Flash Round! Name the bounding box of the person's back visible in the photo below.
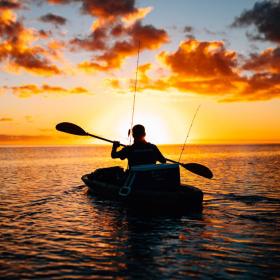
[111,124,166,168]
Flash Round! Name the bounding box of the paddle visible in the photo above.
[56,122,126,147]
[56,122,213,179]
[166,158,213,179]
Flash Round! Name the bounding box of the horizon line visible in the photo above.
[1,142,280,148]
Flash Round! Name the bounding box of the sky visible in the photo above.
[0,0,280,145]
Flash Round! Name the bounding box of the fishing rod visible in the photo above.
[129,41,141,145]
[178,105,201,163]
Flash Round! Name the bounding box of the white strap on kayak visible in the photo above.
[119,173,136,197]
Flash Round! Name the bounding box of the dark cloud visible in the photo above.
[47,0,75,4]
[184,26,193,33]
[38,29,52,38]
[183,26,196,39]
[80,0,136,18]
[45,0,137,18]
[232,0,280,43]
[0,0,21,9]
[39,13,67,26]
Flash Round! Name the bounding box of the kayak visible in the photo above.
[82,163,203,212]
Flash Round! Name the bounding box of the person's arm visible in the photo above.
[111,141,128,160]
[111,141,120,158]
[154,145,166,163]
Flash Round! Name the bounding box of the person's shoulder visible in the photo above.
[146,142,158,149]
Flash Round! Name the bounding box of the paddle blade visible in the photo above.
[182,163,213,179]
[56,122,87,136]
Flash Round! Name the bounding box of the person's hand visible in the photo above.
[113,141,120,149]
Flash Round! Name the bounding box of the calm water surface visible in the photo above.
[0,145,279,279]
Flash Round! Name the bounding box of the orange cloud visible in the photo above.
[224,73,280,102]
[159,39,238,78]
[0,6,62,76]
[8,50,62,76]
[77,22,168,72]
[133,39,239,95]
[226,46,280,101]
[122,6,152,25]
[2,84,91,97]
[243,47,280,74]
[123,39,280,102]
[46,39,66,60]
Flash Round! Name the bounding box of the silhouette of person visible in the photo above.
[111,124,166,168]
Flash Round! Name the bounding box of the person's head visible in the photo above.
[132,124,146,140]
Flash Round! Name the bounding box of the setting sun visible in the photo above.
[117,113,169,144]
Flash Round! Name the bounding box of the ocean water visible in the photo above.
[0,144,279,279]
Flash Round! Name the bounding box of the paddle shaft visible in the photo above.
[86,132,126,147]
